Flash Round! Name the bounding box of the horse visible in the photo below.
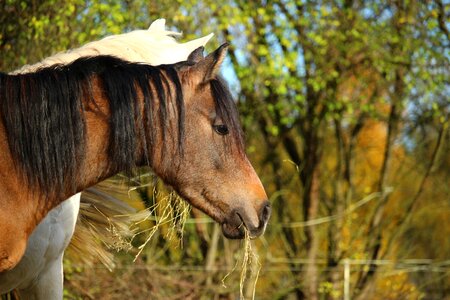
[0,41,271,277]
[0,19,214,298]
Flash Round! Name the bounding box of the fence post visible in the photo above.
[344,259,350,300]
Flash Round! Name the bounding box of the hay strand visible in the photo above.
[222,229,261,300]
[131,184,191,260]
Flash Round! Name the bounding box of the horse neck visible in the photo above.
[0,66,177,248]
[71,74,179,198]
[74,77,146,195]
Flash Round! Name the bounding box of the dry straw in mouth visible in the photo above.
[222,228,261,300]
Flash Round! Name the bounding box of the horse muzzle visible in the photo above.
[221,201,271,239]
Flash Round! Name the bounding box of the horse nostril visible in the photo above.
[260,202,271,224]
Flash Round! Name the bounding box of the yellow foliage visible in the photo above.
[372,271,422,300]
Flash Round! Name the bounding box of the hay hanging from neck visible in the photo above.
[130,184,191,260]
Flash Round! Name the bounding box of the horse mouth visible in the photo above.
[221,217,246,239]
[221,212,266,239]
[183,189,270,239]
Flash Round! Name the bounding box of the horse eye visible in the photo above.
[213,124,229,135]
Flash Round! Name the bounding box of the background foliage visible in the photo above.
[1,0,449,299]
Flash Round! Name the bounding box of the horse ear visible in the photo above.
[187,47,205,63]
[194,43,229,81]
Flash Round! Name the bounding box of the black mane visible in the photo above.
[0,55,243,198]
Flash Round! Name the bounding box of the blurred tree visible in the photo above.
[0,0,149,71]
[1,0,448,299]
[152,1,449,299]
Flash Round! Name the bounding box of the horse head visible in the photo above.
[150,45,271,239]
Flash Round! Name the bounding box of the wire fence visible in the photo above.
[67,258,450,299]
